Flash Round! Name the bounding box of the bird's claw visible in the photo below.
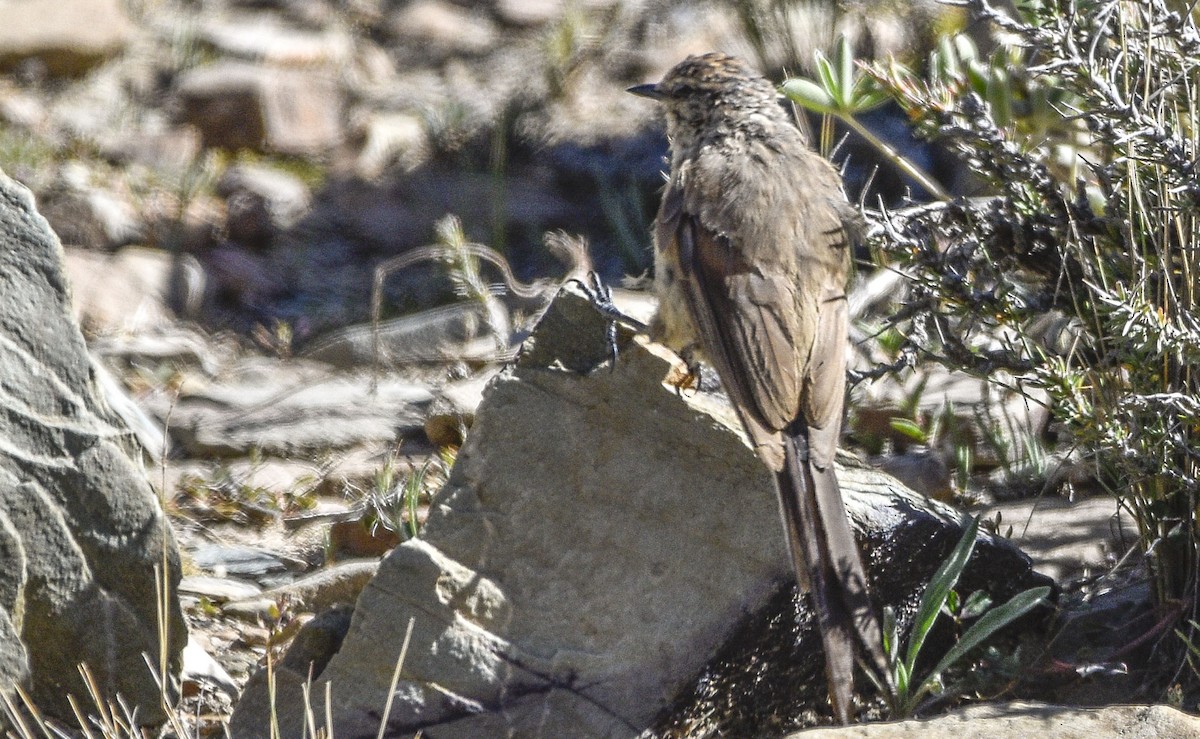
[566,272,647,371]
[664,345,703,395]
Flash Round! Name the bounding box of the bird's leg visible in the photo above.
[663,343,703,395]
[566,272,648,369]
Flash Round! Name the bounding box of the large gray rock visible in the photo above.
[851,364,1051,472]
[0,170,186,724]
[35,169,142,252]
[230,288,1049,738]
[197,14,353,66]
[984,496,1138,582]
[391,1,498,57]
[792,701,1200,738]
[301,300,513,369]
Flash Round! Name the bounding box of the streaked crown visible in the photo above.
[628,53,787,153]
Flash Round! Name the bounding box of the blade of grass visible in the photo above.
[376,617,416,739]
[926,585,1051,685]
[903,517,981,677]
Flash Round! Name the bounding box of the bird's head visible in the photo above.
[627,52,784,151]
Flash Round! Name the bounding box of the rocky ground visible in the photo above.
[0,0,1185,736]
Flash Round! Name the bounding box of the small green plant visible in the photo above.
[872,516,1051,716]
[173,455,317,526]
[782,34,949,199]
[366,450,454,541]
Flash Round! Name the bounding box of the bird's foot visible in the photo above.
[566,272,647,370]
[663,344,703,395]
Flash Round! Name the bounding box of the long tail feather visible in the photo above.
[774,427,889,724]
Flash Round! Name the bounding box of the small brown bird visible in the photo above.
[628,52,888,723]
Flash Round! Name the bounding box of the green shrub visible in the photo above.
[787,0,1200,676]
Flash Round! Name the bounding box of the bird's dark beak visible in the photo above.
[626,83,666,101]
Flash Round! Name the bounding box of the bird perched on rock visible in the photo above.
[628,52,889,724]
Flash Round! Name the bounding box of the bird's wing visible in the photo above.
[800,198,853,470]
[658,182,800,470]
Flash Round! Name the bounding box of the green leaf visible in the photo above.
[945,589,960,614]
[814,50,841,107]
[903,517,981,677]
[889,417,928,443]
[966,62,989,95]
[883,605,899,661]
[933,36,958,81]
[953,34,980,65]
[851,82,889,112]
[960,590,994,619]
[923,586,1050,688]
[835,34,854,107]
[895,660,910,695]
[987,65,1013,127]
[781,78,837,114]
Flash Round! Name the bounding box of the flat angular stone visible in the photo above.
[163,359,433,456]
[792,702,1200,738]
[0,0,132,77]
[175,62,343,155]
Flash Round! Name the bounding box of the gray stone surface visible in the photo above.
[792,701,1200,738]
[161,358,433,456]
[230,288,1048,738]
[352,111,427,178]
[0,170,186,724]
[391,1,497,56]
[179,575,262,603]
[36,177,142,251]
[852,364,1051,471]
[984,496,1138,582]
[62,245,201,335]
[230,604,357,738]
[222,560,379,621]
[197,14,353,65]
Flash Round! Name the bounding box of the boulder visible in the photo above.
[174,62,343,155]
[300,299,513,369]
[351,111,427,179]
[984,496,1138,583]
[229,288,1050,737]
[0,0,133,77]
[851,364,1051,473]
[230,604,357,738]
[97,124,202,174]
[197,14,353,66]
[494,0,620,27]
[0,170,186,724]
[391,1,497,57]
